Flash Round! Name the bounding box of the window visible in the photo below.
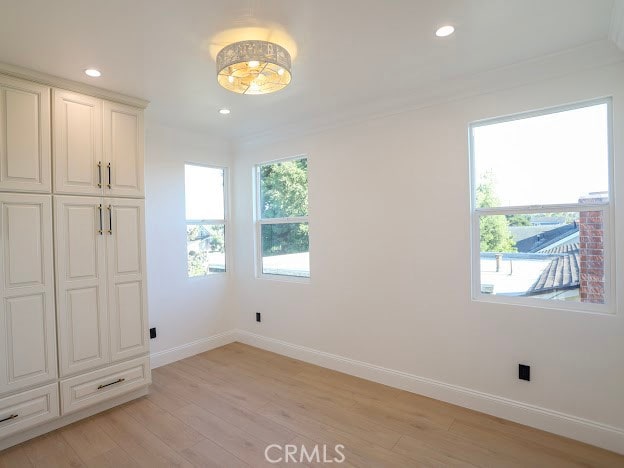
[256,157,309,279]
[470,99,612,311]
[185,164,227,277]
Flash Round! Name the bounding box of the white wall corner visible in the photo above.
[235,329,624,455]
[610,0,624,51]
[149,330,238,368]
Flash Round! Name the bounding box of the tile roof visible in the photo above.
[526,244,580,295]
[515,223,578,253]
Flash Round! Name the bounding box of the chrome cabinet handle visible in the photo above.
[98,204,103,235]
[107,205,113,234]
[107,162,112,189]
[0,414,18,423]
[97,378,125,390]
[97,161,102,188]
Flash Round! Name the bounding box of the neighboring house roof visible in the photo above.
[526,244,580,295]
[484,224,581,297]
[514,223,578,253]
[509,226,555,243]
[539,242,579,255]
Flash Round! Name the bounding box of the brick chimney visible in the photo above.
[578,192,608,304]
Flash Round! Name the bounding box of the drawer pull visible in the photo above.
[97,378,125,390]
[0,414,18,423]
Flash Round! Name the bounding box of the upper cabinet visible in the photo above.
[53,90,103,196]
[103,102,144,198]
[0,75,51,193]
[53,91,144,198]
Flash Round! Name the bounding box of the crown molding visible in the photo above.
[610,0,624,51]
[0,61,149,108]
[236,39,624,149]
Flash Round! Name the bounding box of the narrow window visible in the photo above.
[256,157,309,279]
[185,164,227,277]
[470,99,611,311]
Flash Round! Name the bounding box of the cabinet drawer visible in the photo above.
[60,356,150,414]
[0,383,59,439]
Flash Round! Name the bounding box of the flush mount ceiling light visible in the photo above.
[219,108,231,115]
[216,40,292,95]
[84,68,101,77]
[435,25,455,37]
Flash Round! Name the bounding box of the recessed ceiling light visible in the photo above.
[435,25,455,37]
[84,68,101,77]
[219,108,231,115]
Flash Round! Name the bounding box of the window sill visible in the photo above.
[472,292,614,316]
[256,273,310,284]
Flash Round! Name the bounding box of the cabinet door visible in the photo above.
[0,194,57,395]
[54,196,109,376]
[103,101,144,197]
[53,90,103,196]
[0,75,51,193]
[105,198,148,362]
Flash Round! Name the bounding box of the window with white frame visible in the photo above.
[185,164,227,277]
[256,157,309,279]
[470,99,612,311]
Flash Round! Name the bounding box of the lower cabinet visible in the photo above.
[0,384,59,439]
[54,196,149,378]
[60,356,150,415]
[0,194,57,396]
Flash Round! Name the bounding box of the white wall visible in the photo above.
[232,61,624,451]
[145,123,236,367]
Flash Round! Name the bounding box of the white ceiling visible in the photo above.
[0,0,618,140]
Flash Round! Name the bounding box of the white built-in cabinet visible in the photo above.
[53,90,144,198]
[0,194,57,395]
[103,101,144,197]
[0,75,51,193]
[0,72,149,445]
[55,197,148,376]
[106,199,149,362]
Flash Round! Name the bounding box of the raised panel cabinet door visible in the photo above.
[0,75,51,193]
[54,196,109,376]
[103,101,144,197]
[53,90,103,196]
[105,198,148,362]
[0,194,57,395]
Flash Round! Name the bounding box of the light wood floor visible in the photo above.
[1,343,623,467]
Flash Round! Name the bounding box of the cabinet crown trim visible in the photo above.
[0,62,149,109]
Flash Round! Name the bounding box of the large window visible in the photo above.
[256,157,309,279]
[470,99,612,312]
[185,164,227,277]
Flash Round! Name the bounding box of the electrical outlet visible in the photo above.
[150,327,157,339]
[256,312,261,323]
[519,364,530,381]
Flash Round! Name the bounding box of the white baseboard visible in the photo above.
[150,330,237,369]
[235,329,624,455]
